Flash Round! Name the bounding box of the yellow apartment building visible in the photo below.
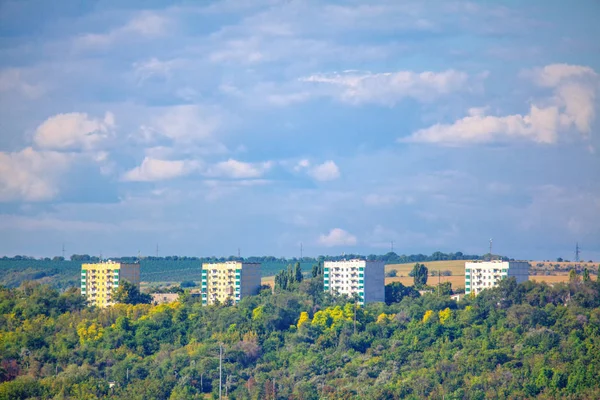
[81,261,140,307]
[201,262,261,305]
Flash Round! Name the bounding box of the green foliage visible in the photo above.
[311,262,324,278]
[274,262,304,291]
[582,268,590,282]
[1,276,600,399]
[385,269,397,277]
[412,263,429,288]
[111,281,152,305]
[384,282,419,305]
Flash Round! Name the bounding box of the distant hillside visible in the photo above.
[0,259,315,289]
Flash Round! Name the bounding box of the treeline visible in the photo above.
[2,274,600,399]
[2,250,501,264]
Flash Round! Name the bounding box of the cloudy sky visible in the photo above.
[1,0,599,260]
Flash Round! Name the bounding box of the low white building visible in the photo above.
[465,260,529,295]
[324,259,385,304]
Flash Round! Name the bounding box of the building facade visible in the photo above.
[323,260,385,304]
[465,260,529,295]
[201,262,261,306]
[81,261,141,307]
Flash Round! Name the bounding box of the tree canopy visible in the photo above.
[111,281,152,305]
[2,275,600,399]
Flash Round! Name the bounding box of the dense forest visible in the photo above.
[1,272,600,399]
[0,251,492,289]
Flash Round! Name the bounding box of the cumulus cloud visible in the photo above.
[301,69,469,105]
[528,64,597,88]
[0,148,72,202]
[406,105,564,145]
[122,157,199,182]
[406,63,598,145]
[318,228,357,247]
[308,161,340,181]
[206,159,272,179]
[33,112,115,151]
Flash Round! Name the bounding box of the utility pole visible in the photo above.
[489,238,493,261]
[391,240,394,253]
[438,270,441,297]
[62,243,65,260]
[237,248,241,259]
[156,243,159,258]
[354,300,357,334]
[300,242,303,260]
[575,242,581,263]
[219,344,223,400]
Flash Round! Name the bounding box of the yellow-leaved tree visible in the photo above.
[297,311,309,328]
[422,310,434,323]
[438,308,452,324]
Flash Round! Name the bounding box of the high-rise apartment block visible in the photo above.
[323,260,385,304]
[201,262,261,306]
[465,260,529,295]
[81,261,141,307]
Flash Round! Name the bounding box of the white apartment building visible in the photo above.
[201,262,261,305]
[465,260,530,295]
[323,260,385,304]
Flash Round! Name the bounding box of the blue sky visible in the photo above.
[0,0,599,260]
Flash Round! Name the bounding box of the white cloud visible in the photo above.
[555,83,596,134]
[76,11,169,49]
[406,105,562,145]
[529,64,597,88]
[308,160,340,181]
[133,58,179,84]
[294,159,310,171]
[139,105,220,144]
[406,64,598,145]
[122,157,199,182]
[206,159,272,179]
[301,69,469,105]
[33,112,115,151]
[0,68,45,99]
[0,148,72,202]
[318,228,357,247]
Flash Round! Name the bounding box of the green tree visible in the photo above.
[384,282,419,305]
[294,262,303,284]
[111,281,151,305]
[412,263,428,288]
[311,262,323,278]
[582,268,590,282]
[568,269,578,282]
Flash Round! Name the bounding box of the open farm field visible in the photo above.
[530,274,596,284]
[386,275,466,289]
[386,260,467,276]
[262,276,275,288]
